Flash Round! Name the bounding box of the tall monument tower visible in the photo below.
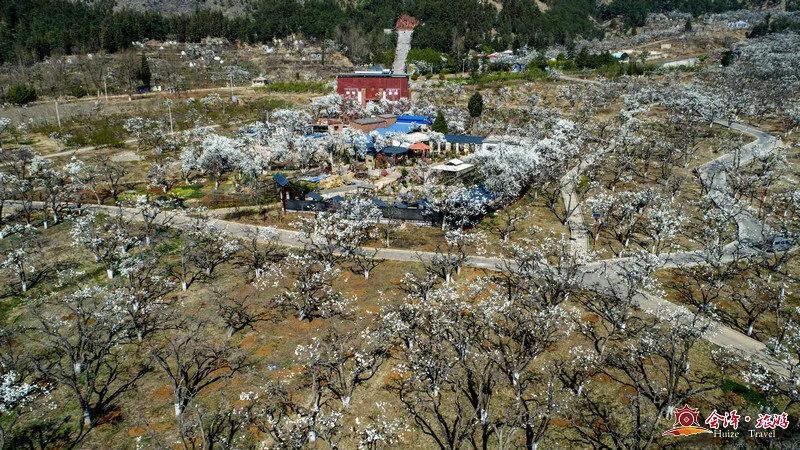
[392,15,418,74]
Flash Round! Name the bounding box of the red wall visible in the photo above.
[336,76,410,105]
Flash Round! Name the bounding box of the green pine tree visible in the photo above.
[468,92,484,119]
[137,53,152,88]
[432,111,448,133]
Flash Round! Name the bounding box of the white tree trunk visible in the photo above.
[107,268,114,279]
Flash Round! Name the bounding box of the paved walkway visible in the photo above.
[700,120,779,243]
[561,149,608,258]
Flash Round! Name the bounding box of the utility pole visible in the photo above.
[55,100,61,129]
[167,100,174,134]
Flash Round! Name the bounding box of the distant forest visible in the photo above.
[0,0,772,65]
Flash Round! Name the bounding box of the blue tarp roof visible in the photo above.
[373,198,389,208]
[329,195,345,204]
[382,146,409,156]
[304,133,327,139]
[306,192,324,201]
[272,173,289,187]
[397,115,432,125]
[372,122,419,137]
[444,134,485,145]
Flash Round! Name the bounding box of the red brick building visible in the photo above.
[336,72,410,105]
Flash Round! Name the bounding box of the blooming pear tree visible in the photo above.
[0,171,18,224]
[70,210,140,279]
[291,135,327,173]
[197,133,243,189]
[150,323,247,423]
[311,93,343,119]
[114,251,176,342]
[431,185,488,231]
[171,215,239,290]
[247,381,345,448]
[0,369,44,449]
[0,117,10,150]
[31,285,149,438]
[132,195,177,247]
[146,158,181,194]
[124,117,169,154]
[260,250,353,322]
[235,226,282,281]
[355,403,408,450]
[422,229,482,283]
[1,225,42,293]
[295,327,389,409]
[271,109,312,135]
[29,156,70,228]
[210,287,271,338]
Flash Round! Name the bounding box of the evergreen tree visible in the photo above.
[6,84,37,105]
[684,18,693,32]
[432,111,448,133]
[137,53,152,88]
[576,47,590,68]
[468,92,484,119]
[721,50,735,67]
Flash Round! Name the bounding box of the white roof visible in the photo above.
[432,161,474,173]
[403,131,430,143]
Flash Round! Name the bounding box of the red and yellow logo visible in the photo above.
[662,404,713,437]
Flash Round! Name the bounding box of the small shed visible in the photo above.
[431,158,475,178]
[273,173,290,211]
[252,76,269,87]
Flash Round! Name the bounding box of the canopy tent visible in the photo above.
[409,142,430,151]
